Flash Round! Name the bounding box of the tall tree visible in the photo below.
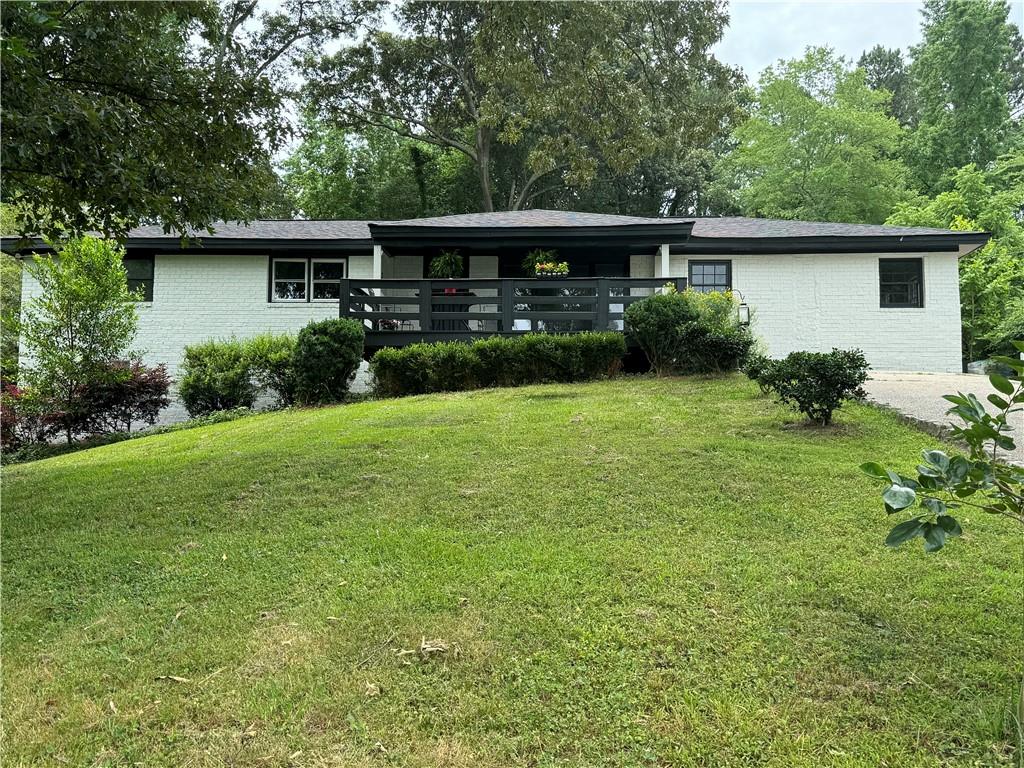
[906,0,1021,192]
[857,45,917,126]
[724,48,910,224]
[887,162,1024,363]
[304,1,741,212]
[281,117,478,219]
[0,0,367,240]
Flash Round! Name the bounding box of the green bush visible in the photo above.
[625,289,755,376]
[758,348,869,425]
[743,353,775,393]
[244,333,297,406]
[675,321,756,375]
[370,332,626,397]
[178,339,256,417]
[293,318,365,405]
[623,292,699,375]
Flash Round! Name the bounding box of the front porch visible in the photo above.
[340,276,686,349]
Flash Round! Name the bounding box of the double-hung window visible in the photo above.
[311,259,346,300]
[879,258,924,308]
[271,257,347,302]
[272,258,308,301]
[124,256,154,301]
[688,260,731,293]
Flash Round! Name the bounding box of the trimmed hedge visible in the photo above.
[371,332,626,397]
[178,321,365,417]
[293,318,365,405]
[178,339,256,417]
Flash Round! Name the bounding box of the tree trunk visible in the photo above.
[475,127,494,212]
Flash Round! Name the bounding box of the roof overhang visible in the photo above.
[682,232,991,255]
[2,237,375,256]
[367,221,694,251]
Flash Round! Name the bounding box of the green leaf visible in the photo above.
[922,523,946,553]
[921,497,947,516]
[936,515,962,537]
[859,462,889,481]
[921,450,949,470]
[882,484,916,510]
[947,456,971,483]
[885,519,925,547]
[989,374,1014,396]
[1012,340,1024,353]
[987,393,1009,410]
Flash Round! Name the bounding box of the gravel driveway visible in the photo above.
[865,371,1024,464]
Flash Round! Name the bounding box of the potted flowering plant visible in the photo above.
[533,261,570,277]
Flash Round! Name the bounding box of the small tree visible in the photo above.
[861,341,1024,552]
[19,237,139,442]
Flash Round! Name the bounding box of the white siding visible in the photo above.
[633,250,963,373]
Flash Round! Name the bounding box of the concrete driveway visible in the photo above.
[865,371,1024,464]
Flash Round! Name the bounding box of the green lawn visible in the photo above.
[2,376,1020,766]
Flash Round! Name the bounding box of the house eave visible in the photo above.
[681,232,990,255]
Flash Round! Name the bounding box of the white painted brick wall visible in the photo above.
[20,252,377,416]
[643,251,963,373]
[20,247,964,419]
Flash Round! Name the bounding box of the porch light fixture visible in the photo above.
[733,288,751,326]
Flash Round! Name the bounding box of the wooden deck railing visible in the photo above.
[339,277,685,345]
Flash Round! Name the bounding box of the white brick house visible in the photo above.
[10,211,987,389]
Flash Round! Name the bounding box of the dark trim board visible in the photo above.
[682,233,987,255]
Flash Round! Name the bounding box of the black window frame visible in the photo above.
[124,255,154,302]
[268,255,348,303]
[688,259,732,293]
[879,257,924,309]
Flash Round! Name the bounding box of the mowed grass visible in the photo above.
[2,376,1021,767]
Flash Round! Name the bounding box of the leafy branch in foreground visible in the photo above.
[861,340,1024,552]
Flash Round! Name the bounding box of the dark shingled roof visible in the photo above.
[379,210,680,228]
[125,219,373,240]
[688,216,969,239]
[3,211,984,253]
[123,210,975,240]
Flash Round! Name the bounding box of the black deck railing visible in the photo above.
[339,277,685,346]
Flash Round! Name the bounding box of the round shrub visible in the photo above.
[293,318,365,405]
[623,292,700,375]
[760,348,869,425]
[178,339,256,417]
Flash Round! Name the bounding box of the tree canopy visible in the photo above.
[303,1,742,213]
[0,0,368,241]
[887,160,1024,361]
[281,117,479,220]
[857,45,917,127]
[723,48,909,223]
[905,0,1023,191]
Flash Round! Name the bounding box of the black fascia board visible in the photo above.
[368,222,694,250]
[682,232,990,255]
[2,237,374,256]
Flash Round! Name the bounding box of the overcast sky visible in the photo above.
[715,0,1024,80]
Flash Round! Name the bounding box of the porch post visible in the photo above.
[655,243,670,280]
[372,244,383,279]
